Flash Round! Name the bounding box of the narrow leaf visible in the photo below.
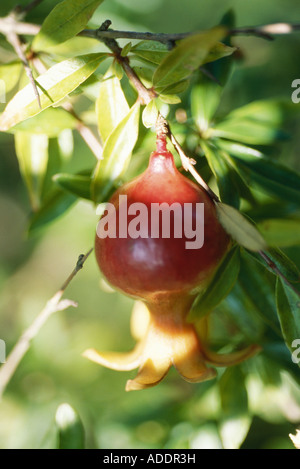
[217,140,300,204]
[91,103,140,202]
[189,246,240,320]
[153,27,226,89]
[219,367,251,450]
[28,189,76,234]
[247,247,300,284]
[215,202,267,252]
[191,79,222,133]
[211,119,285,145]
[10,107,77,137]
[276,278,300,364]
[201,141,240,208]
[0,53,108,131]
[257,218,300,247]
[0,61,22,94]
[33,0,104,50]
[53,173,92,200]
[96,72,129,143]
[15,132,49,211]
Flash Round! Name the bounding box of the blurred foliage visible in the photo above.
[0,0,299,450]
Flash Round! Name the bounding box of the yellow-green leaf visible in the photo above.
[96,71,129,143]
[33,0,104,50]
[215,202,267,252]
[91,103,140,202]
[0,53,107,131]
[15,132,49,210]
[153,27,226,89]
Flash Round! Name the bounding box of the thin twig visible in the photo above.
[32,57,103,160]
[13,0,45,19]
[0,248,93,399]
[5,30,41,109]
[259,250,300,298]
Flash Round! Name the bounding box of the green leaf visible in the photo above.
[0,53,108,131]
[15,132,49,211]
[218,367,251,449]
[9,107,77,137]
[33,0,104,50]
[91,103,140,202]
[276,278,300,364]
[53,173,92,200]
[203,42,236,65]
[201,141,240,208]
[0,61,22,94]
[217,140,300,204]
[142,99,159,128]
[96,71,129,143]
[28,188,76,234]
[211,119,285,145]
[239,250,281,332]
[215,202,267,252]
[191,79,222,133]
[131,41,168,65]
[153,27,226,89]
[189,246,240,320]
[256,219,300,247]
[55,403,85,449]
[211,99,294,144]
[156,79,189,96]
[221,99,295,127]
[247,247,300,284]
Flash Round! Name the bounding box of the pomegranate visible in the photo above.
[83,134,259,391]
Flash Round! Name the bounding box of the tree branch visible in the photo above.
[0,248,93,399]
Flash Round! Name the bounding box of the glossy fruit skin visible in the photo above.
[95,144,230,303]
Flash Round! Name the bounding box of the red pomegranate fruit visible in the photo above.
[83,134,259,391]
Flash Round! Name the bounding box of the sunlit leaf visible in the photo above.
[215,202,267,252]
[0,61,22,94]
[9,107,77,137]
[153,27,226,89]
[0,53,108,131]
[189,246,240,320]
[276,278,300,365]
[33,0,104,50]
[15,132,49,211]
[55,403,85,449]
[96,71,129,143]
[91,103,140,202]
[142,99,159,128]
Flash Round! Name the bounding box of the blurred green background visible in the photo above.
[0,0,300,449]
